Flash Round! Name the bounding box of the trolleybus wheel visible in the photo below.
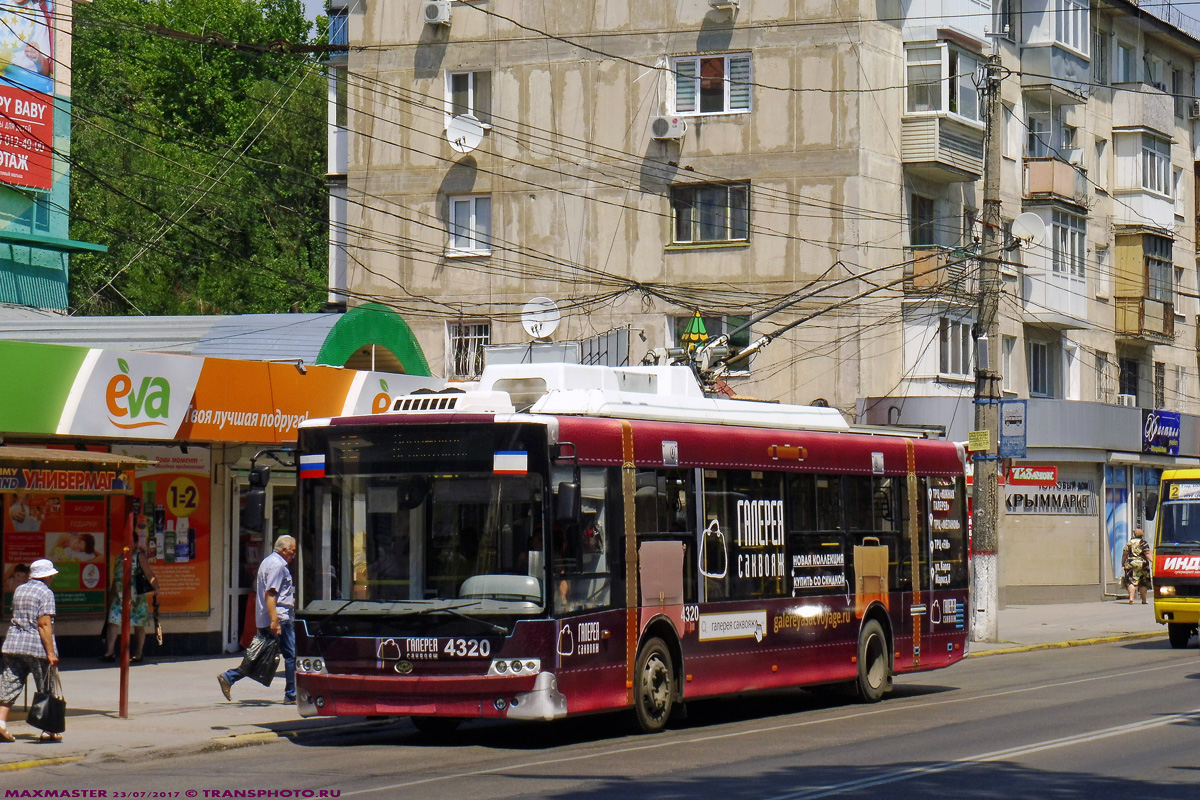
[411,716,462,736]
[634,637,674,733]
[855,620,890,702]
[1167,622,1194,649]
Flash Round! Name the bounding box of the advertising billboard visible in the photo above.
[0,0,54,191]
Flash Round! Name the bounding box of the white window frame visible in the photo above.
[671,53,751,116]
[1054,0,1090,55]
[1002,335,1017,392]
[444,69,492,127]
[1028,340,1052,397]
[1115,42,1136,83]
[1091,29,1108,85]
[1141,134,1171,197]
[938,317,973,379]
[1095,351,1113,401]
[670,183,750,244]
[1026,112,1051,158]
[446,320,490,379]
[1145,234,1173,304]
[904,43,982,123]
[447,194,492,254]
[1051,209,1085,278]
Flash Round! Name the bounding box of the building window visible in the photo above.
[1095,351,1113,401]
[1119,357,1140,398]
[1093,137,1109,187]
[1173,69,1187,118]
[1092,30,1108,85]
[1054,0,1089,53]
[1028,341,1051,396]
[1002,335,1017,392]
[1051,210,1085,277]
[447,321,490,379]
[446,70,492,126]
[16,197,50,233]
[672,54,751,115]
[1145,234,1173,303]
[329,7,348,52]
[904,45,981,122]
[910,194,936,247]
[1175,366,1188,411]
[1115,42,1136,83]
[1141,134,1171,196]
[1154,361,1166,408]
[939,317,973,378]
[991,0,1013,37]
[1144,54,1165,91]
[448,194,492,254]
[1027,113,1051,158]
[671,183,749,244]
[671,314,752,374]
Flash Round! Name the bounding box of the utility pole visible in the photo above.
[971,53,1004,643]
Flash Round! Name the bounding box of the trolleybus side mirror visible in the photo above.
[555,482,581,523]
[243,465,271,533]
[1146,493,1158,521]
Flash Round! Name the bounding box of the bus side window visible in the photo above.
[553,466,619,614]
[816,476,844,531]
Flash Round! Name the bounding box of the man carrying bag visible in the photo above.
[217,536,296,703]
[1,559,62,742]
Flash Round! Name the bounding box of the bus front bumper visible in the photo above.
[296,670,567,722]
[1154,598,1200,625]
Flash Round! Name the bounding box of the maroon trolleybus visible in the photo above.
[291,363,969,733]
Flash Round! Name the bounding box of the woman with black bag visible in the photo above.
[0,559,61,742]
[99,545,157,663]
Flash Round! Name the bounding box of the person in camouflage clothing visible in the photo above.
[1122,529,1152,604]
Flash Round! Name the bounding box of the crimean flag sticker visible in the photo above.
[493,451,528,475]
[299,454,326,479]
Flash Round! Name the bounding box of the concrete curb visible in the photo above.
[0,718,398,772]
[966,630,1166,657]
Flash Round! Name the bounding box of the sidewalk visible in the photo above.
[0,599,1170,770]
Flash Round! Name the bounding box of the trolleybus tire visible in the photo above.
[1167,622,1194,649]
[633,636,675,733]
[855,620,890,703]
[411,716,463,736]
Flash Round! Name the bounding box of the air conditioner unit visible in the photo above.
[1189,99,1200,120]
[1066,148,1084,166]
[708,0,740,8]
[1117,393,1138,407]
[651,115,687,140]
[422,0,451,26]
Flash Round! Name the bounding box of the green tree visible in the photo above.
[69,0,329,315]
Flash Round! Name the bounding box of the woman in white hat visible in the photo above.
[0,558,59,742]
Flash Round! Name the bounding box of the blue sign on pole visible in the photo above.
[999,400,1027,459]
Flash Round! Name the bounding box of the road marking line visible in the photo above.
[340,656,1195,796]
[0,756,85,772]
[767,707,1200,799]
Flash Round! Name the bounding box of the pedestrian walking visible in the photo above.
[218,535,296,703]
[99,544,157,663]
[1122,528,1152,605]
[0,559,60,742]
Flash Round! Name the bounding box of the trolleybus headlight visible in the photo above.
[1159,585,1176,596]
[488,658,541,676]
[299,658,311,672]
[313,658,325,673]
[511,660,524,673]
[494,660,508,674]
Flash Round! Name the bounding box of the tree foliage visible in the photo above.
[70,0,328,315]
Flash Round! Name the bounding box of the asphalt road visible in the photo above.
[11,639,1200,798]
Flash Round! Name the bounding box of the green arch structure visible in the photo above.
[315,303,432,376]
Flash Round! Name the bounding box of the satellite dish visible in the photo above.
[1011,212,1046,247]
[446,114,484,154]
[521,297,561,339]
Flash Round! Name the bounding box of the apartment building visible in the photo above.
[331,0,1200,603]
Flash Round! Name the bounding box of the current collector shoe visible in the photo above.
[217,673,232,701]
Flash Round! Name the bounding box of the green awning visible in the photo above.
[0,230,109,254]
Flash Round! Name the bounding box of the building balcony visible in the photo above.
[1111,190,1174,232]
[1115,296,1175,342]
[904,246,978,297]
[1023,158,1087,205]
[1112,83,1175,136]
[1020,43,1090,105]
[901,114,984,182]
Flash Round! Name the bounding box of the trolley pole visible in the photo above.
[971,53,1004,643]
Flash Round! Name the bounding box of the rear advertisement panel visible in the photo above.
[0,0,54,191]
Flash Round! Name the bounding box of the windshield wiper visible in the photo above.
[419,602,510,635]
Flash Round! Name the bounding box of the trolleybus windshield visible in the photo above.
[297,423,551,617]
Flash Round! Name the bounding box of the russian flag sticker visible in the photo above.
[299,454,326,479]
[493,451,528,475]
